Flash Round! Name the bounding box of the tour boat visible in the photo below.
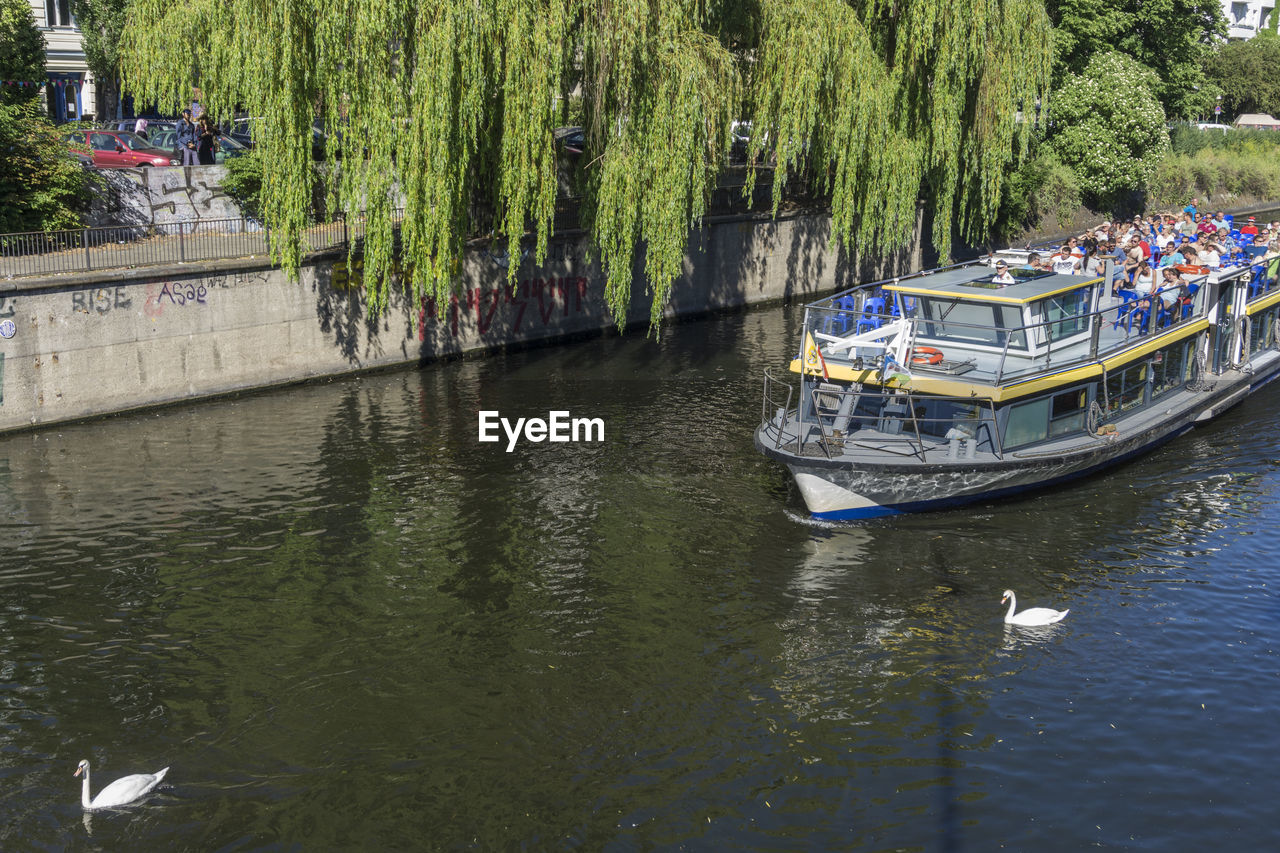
[755,250,1280,519]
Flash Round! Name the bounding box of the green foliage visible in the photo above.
[1203,33,1280,119]
[748,0,1054,264]
[0,102,91,232]
[991,151,1081,241]
[221,147,265,220]
[1147,148,1280,208]
[1045,0,1225,120]
[0,0,45,106]
[1171,123,1280,157]
[1045,53,1169,203]
[70,0,131,114]
[118,0,1053,330]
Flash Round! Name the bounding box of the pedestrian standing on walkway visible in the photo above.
[134,116,149,140]
[196,115,218,165]
[177,109,199,166]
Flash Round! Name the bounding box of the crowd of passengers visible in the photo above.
[1007,201,1280,316]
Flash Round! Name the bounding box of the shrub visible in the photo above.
[990,151,1082,241]
[1045,53,1169,206]
[221,148,264,220]
[0,101,91,231]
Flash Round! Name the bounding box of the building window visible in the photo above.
[46,0,73,27]
[1231,2,1248,25]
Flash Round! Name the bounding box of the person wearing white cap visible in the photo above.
[992,260,1015,284]
[1241,217,1259,237]
[1094,221,1111,241]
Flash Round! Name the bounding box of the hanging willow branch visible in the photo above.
[119,0,1051,330]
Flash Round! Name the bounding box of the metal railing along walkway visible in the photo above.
[0,213,385,280]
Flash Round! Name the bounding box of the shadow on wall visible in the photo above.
[307,208,908,374]
[312,257,401,367]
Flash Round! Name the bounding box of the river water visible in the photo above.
[2,300,1279,850]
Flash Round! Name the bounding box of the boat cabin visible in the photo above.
[885,267,1099,370]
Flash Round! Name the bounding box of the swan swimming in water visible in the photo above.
[75,759,168,810]
[1001,589,1069,626]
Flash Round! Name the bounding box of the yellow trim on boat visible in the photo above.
[1247,288,1280,315]
[885,275,1103,305]
[789,319,1210,402]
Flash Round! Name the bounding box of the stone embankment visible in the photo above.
[3,163,911,434]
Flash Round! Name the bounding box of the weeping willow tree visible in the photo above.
[119,0,1051,329]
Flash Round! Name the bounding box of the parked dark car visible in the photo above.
[554,126,585,156]
[226,117,332,159]
[63,129,178,168]
[148,128,251,164]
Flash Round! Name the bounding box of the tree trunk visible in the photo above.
[95,73,121,122]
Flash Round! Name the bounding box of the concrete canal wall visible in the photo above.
[0,210,884,434]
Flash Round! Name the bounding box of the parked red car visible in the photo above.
[64,129,179,168]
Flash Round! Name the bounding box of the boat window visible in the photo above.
[917,298,1027,349]
[1250,308,1276,355]
[921,400,984,439]
[1049,388,1087,437]
[1152,340,1193,398]
[1004,398,1049,448]
[1036,288,1090,341]
[1106,362,1148,414]
[1004,386,1090,449]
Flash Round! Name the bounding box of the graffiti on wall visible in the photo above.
[88,166,242,228]
[72,287,132,315]
[67,271,271,320]
[329,249,600,339]
[419,276,593,338]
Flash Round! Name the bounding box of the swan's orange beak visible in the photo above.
[74,766,82,777]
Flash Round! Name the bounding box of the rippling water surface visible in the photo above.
[2,303,1279,850]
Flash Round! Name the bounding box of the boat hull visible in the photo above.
[757,359,1280,519]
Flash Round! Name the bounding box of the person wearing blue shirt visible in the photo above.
[176,109,199,166]
[1183,197,1199,218]
[1159,245,1185,268]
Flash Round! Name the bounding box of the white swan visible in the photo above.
[75,759,168,810]
[1001,589,1069,626]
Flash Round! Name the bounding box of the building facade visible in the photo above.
[1224,0,1276,38]
[27,0,96,122]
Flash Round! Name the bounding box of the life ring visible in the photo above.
[910,346,944,365]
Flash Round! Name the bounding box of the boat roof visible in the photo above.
[885,265,1102,305]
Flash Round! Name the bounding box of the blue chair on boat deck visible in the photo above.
[1124,302,1152,334]
[1249,265,1268,300]
[1181,283,1200,320]
[822,295,859,334]
[1112,289,1140,332]
[856,297,887,334]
